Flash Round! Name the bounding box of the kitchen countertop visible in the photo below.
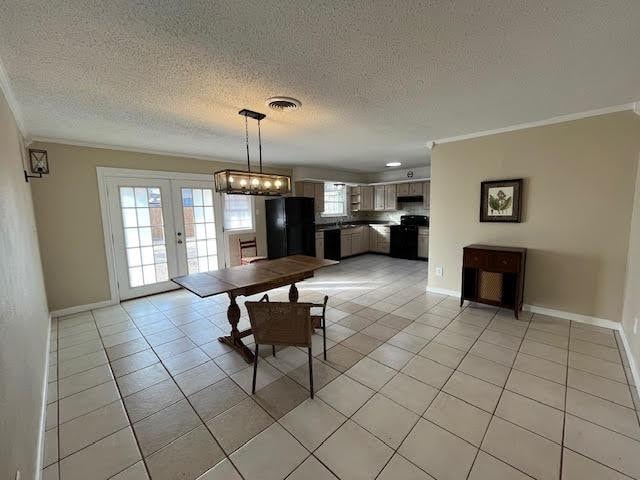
[315,220,396,232]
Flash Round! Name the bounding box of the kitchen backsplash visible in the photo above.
[316,201,429,224]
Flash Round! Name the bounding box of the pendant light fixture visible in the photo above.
[214,109,291,196]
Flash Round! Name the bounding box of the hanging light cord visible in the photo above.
[245,115,251,173]
[257,119,263,174]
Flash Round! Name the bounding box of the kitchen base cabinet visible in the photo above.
[418,232,429,259]
[315,232,325,259]
[340,227,367,258]
[352,232,363,255]
[320,224,410,259]
[370,225,391,254]
[340,231,352,258]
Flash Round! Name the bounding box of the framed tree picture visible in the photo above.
[480,178,523,222]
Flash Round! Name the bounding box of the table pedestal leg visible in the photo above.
[218,292,254,363]
[289,283,299,302]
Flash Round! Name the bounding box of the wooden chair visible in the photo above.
[245,294,326,397]
[239,237,267,265]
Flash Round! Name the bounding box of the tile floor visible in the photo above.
[42,254,640,480]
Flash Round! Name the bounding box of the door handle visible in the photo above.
[177,239,183,244]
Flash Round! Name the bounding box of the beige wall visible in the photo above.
[428,111,640,322]
[29,141,291,311]
[622,154,640,377]
[0,91,50,479]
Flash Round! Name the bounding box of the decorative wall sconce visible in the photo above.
[24,149,49,182]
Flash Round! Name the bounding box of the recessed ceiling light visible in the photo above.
[386,162,402,167]
[266,97,302,111]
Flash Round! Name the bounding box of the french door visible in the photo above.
[171,180,225,278]
[105,175,225,300]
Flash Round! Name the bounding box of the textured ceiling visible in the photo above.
[0,1,639,171]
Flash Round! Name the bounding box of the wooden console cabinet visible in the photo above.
[461,245,526,318]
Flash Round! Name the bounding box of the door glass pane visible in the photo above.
[123,208,137,227]
[182,187,218,273]
[120,186,169,287]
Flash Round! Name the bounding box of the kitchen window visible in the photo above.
[322,183,347,217]
[223,194,254,231]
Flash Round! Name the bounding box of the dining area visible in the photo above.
[171,254,337,397]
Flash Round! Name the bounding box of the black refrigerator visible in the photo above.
[265,197,316,259]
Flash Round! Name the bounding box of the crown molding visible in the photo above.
[433,103,638,145]
[30,136,252,166]
[0,54,28,137]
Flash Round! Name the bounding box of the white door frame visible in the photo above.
[97,167,221,303]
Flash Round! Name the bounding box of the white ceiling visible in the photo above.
[0,1,639,172]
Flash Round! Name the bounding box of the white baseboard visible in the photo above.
[426,286,621,330]
[35,315,52,480]
[426,286,461,297]
[618,327,640,403]
[522,304,621,331]
[50,299,117,318]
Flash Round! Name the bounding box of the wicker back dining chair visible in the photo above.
[246,295,323,397]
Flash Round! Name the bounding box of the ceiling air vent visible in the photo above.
[266,97,302,111]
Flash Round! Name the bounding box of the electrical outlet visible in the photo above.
[634,317,638,335]
[436,267,443,277]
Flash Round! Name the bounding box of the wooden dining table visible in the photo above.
[172,255,338,363]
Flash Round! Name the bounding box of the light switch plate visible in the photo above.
[436,267,443,276]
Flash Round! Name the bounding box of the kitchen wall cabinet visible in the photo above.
[395,182,423,197]
[374,186,385,211]
[384,184,397,210]
[423,181,430,209]
[410,182,423,196]
[396,183,410,196]
[295,181,325,213]
[348,186,360,213]
[361,186,374,211]
[314,183,324,213]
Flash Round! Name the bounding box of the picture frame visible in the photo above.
[480,178,523,222]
